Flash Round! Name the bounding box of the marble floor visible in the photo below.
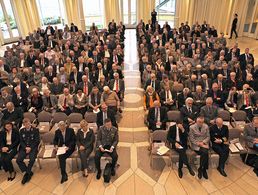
[0,30,258,195]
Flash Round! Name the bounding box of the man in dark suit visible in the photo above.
[210,118,229,177]
[45,65,56,83]
[1,102,23,128]
[159,85,177,110]
[144,73,161,92]
[53,121,76,184]
[109,72,125,101]
[167,120,195,178]
[78,75,93,96]
[239,48,255,70]
[180,97,199,131]
[243,117,258,150]
[207,83,224,108]
[147,100,168,131]
[184,74,198,92]
[95,118,118,179]
[42,89,58,113]
[26,50,37,68]
[12,77,29,99]
[229,13,238,39]
[97,103,117,128]
[200,97,218,126]
[192,85,206,110]
[50,77,64,96]
[177,88,193,109]
[70,23,78,32]
[16,118,40,184]
[109,63,123,80]
[69,66,83,85]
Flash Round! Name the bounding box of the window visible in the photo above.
[155,0,176,27]
[83,0,104,30]
[120,0,137,27]
[0,0,20,42]
[36,0,66,28]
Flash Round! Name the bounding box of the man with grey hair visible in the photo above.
[180,97,199,131]
[109,72,125,101]
[53,121,76,184]
[200,97,218,126]
[102,86,120,113]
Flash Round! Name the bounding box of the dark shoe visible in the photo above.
[61,174,68,184]
[26,172,33,183]
[111,168,116,176]
[10,172,16,181]
[198,168,202,179]
[96,170,101,180]
[178,168,183,178]
[21,173,28,185]
[203,169,208,179]
[217,167,227,177]
[188,167,195,176]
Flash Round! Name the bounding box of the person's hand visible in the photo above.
[253,138,258,144]
[217,98,221,100]
[175,143,182,149]
[177,124,185,132]
[144,107,147,111]
[214,138,222,144]
[156,122,162,126]
[61,107,65,111]
[109,147,114,153]
[2,147,8,153]
[25,147,31,154]
[79,146,85,151]
[188,118,193,123]
[197,141,203,147]
[210,120,215,125]
[100,147,105,152]
[65,147,69,151]
[202,143,209,149]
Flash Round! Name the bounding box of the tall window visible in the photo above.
[155,0,176,27]
[83,0,104,30]
[0,0,20,42]
[120,0,137,27]
[36,0,66,28]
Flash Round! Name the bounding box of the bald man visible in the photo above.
[210,118,229,177]
[147,100,168,131]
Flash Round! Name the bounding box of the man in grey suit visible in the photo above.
[200,97,218,126]
[95,118,119,180]
[192,85,206,110]
[243,117,258,149]
[42,89,58,113]
[189,116,210,179]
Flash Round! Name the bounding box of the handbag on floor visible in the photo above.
[103,163,112,183]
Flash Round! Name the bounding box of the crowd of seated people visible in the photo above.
[137,19,258,178]
[0,21,125,184]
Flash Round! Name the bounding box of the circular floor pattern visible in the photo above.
[124,93,142,103]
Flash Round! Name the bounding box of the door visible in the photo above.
[0,0,20,43]
[120,0,136,28]
[243,0,258,39]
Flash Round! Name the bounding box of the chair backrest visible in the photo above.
[218,110,231,121]
[228,128,241,140]
[84,112,97,123]
[23,112,36,123]
[232,110,247,121]
[40,132,55,144]
[152,130,168,142]
[68,113,83,124]
[52,112,68,123]
[167,111,181,122]
[38,111,52,122]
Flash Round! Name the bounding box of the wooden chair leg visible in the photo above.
[37,157,42,169]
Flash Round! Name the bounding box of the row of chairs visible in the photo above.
[166,110,249,130]
[150,127,246,169]
[24,111,97,134]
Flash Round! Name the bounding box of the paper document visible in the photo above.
[229,143,239,153]
[235,143,244,151]
[56,147,67,155]
[157,145,170,155]
[43,145,54,158]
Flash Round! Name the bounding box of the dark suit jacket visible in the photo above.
[97,109,117,128]
[180,105,199,127]
[207,89,224,107]
[45,72,56,83]
[69,72,83,84]
[159,89,177,107]
[0,129,20,151]
[53,128,76,151]
[167,124,188,149]
[147,106,168,129]
[50,83,64,95]
[200,105,218,124]
[76,128,95,149]
[144,79,161,92]
[19,127,40,150]
[210,124,229,147]
[109,79,125,93]
[1,108,23,127]
[177,92,193,109]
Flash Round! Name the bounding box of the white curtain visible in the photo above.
[104,0,121,27]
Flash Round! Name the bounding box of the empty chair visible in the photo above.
[51,112,68,131]
[37,111,52,133]
[150,130,170,167]
[67,113,83,132]
[84,112,97,123]
[232,110,249,128]
[218,110,232,128]
[166,110,181,130]
[23,112,36,124]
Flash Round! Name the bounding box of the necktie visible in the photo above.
[199,127,202,132]
[214,92,217,98]
[63,97,67,109]
[116,80,119,93]
[155,108,158,121]
[255,128,257,134]
[245,94,249,106]
[188,107,192,113]
[84,82,88,95]
[166,90,169,101]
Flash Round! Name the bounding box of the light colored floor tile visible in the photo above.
[135,174,154,195]
[164,171,187,195]
[116,175,135,195]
